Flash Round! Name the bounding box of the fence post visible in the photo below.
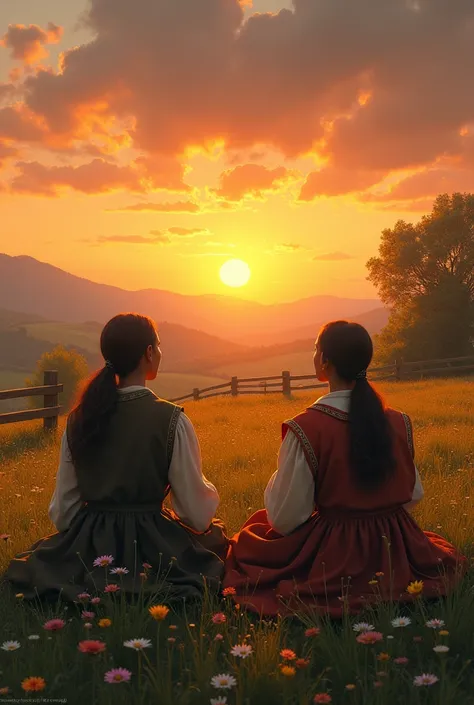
[231,377,239,397]
[193,388,200,401]
[282,370,291,398]
[43,370,59,432]
[395,359,401,381]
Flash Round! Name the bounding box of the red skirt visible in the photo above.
[224,508,466,617]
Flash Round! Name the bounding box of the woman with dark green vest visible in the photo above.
[7,313,228,601]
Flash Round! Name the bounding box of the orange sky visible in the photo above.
[1,0,471,303]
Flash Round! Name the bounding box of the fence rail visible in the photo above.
[0,371,63,430]
[169,355,474,404]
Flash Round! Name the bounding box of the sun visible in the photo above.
[219,259,251,288]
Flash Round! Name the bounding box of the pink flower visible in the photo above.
[78,640,106,655]
[82,611,95,620]
[104,668,132,684]
[143,562,152,570]
[104,584,120,593]
[77,592,90,602]
[84,623,93,630]
[394,657,409,665]
[93,555,114,568]
[413,636,423,643]
[356,631,383,645]
[43,619,66,632]
[168,637,176,644]
[214,634,224,642]
[374,681,383,688]
[305,627,321,638]
[91,597,101,605]
[314,695,332,703]
[212,613,227,625]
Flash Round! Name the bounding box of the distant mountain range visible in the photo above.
[0,254,381,344]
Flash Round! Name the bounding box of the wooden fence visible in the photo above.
[0,371,63,430]
[169,354,474,403]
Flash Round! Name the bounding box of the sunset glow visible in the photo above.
[0,0,472,302]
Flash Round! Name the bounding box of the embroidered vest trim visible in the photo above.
[284,419,319,476]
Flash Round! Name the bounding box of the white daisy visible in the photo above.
[352,622,375,633]
[28,635,40,640]
[1,640,20,651]
[230,643,253,659]
[433,645,449,653]
[211,674,237,690]
[391,617,412,628]
[210,699,228,705]
[110,567,129,575]
[425,619,445,629]
[124,638,152,651]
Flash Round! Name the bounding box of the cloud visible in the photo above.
[2,0,474,203]
[1,23,63,65]
[9,159,144,196]
[213,164,293,201]
[0,106,46,142]
[117,200,201,213]
[274,243,303,252]
[95,233,171,245]
[0,141,19,165]
[313,251,354,261]
[166,227,208,237]
[299,167,386,200]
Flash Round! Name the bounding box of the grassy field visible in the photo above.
[0,379,473,704]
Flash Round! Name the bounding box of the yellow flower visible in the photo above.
[15,593,24,599]
[407,580,424,596]
[149,605,170,621]
[280,665,296,678]
[345,684,356,691]
[377,652,390,662]
[21,677,46,693]
[98,618,112,628]
[368,580,378,586]
[439,630,449,636]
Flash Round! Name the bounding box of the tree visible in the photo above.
[26,346,89,411]
[367,193,474,363]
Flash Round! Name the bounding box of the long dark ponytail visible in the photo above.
[318,321,395,491]
[68,313,159,466]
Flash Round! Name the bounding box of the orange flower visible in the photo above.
[280,648,297,661]
[377,652,390,662]
[305,627,321,638]
[149,605,170,621]
[98,618,112,628]
[78,640,106,655]
[375,572,385,577]
[314,695,332,704]
[280,665,296,677]
[21,677,46,693]
[0,687,10,695]
[407,580,424,596]
[222,587,236,597]
[295,658,310,669]
[345,684,356,691]
[439,630,449,636]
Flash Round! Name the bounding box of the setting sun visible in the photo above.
[219,259,251,288]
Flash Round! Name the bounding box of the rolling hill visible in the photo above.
[0,254,380,344]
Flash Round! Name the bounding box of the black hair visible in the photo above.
[318,320,395,491]
[68,313,158,466]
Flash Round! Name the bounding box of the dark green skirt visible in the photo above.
[5,504,229,602]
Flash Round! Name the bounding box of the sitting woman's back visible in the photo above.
[224,321,465,616]
[7,313,228,602]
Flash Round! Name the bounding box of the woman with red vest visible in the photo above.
[224,321,465,616]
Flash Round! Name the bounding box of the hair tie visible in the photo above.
[355,369,367,380]
[105,360,115,372]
